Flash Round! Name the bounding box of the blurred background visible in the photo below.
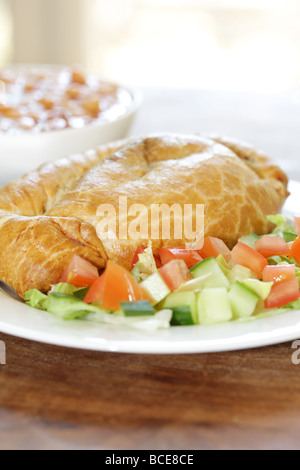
[0,0,300,92]
[0,0,300,183]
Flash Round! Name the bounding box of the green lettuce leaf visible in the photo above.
[24,285,172,330]
[25,289,50,311]
[50,282,82,295]
[285,299,300,310]
[216,254,230,275]
[267,214,297,242]
[50,282,91,301]
[48,293,106,320]
[238,307,292,322]
[25,286,105,320]
[131,241,157,282]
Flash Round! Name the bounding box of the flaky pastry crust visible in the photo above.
[0,134,288,298]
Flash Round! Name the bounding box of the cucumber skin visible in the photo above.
[121,301,155,317]
[163,291,198,324]
[190,257,215,274]
[170,307,194,326]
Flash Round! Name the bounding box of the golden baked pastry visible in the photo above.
[0,134,288,298]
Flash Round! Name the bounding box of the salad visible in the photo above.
[25,214,300,332]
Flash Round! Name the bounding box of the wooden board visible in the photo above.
[0,333,300,450]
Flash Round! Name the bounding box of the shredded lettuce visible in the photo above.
[50,283,91,302]
[131,241,157,282]
[285,299,300,310]
[25,286,107,320]
[24,287,172,330]
[267,214,297,242]
[24,213,300,329]
[254,299,300,320]
[238,233,260,249]
[241,298,300,322]
[25,289,50,311]
[50,282,82,296]
[267,255,295,265]
[86,309,172,331]
[48,293,105,320]
[237,307,291,322]
[216,254,230,275]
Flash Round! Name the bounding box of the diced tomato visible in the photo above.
[153,254,162,269]
[265,278,300,309]
[83,272,106,304]
[263,264,296,285]
[199,237,231,263]
[255,235,290,258]
[231,242,268,279]
[84,261,152,310]
[295,217,300,236]
[158,247,202,268]
[131,246,145,270]
[289,237,300,264]
[60,254,99,288]
[159,259,192,291]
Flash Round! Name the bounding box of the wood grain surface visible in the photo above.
[0,333,300,450]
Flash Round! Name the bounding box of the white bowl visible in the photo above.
[0,66,142,183]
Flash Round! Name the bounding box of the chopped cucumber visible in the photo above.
[163,291,198,324]
[242,279,273,301]
[197,288,233,325]
[140,271,170,305]
[73,287,90,300]
[190,258,230,288]
[239,233,260,249]
[228,281,259,319]
[227,264,257,284]
[175,274,211,293]
[170,307,194,326]
[120,301,155,317]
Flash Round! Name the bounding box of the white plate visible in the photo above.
[0,181,300,354]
